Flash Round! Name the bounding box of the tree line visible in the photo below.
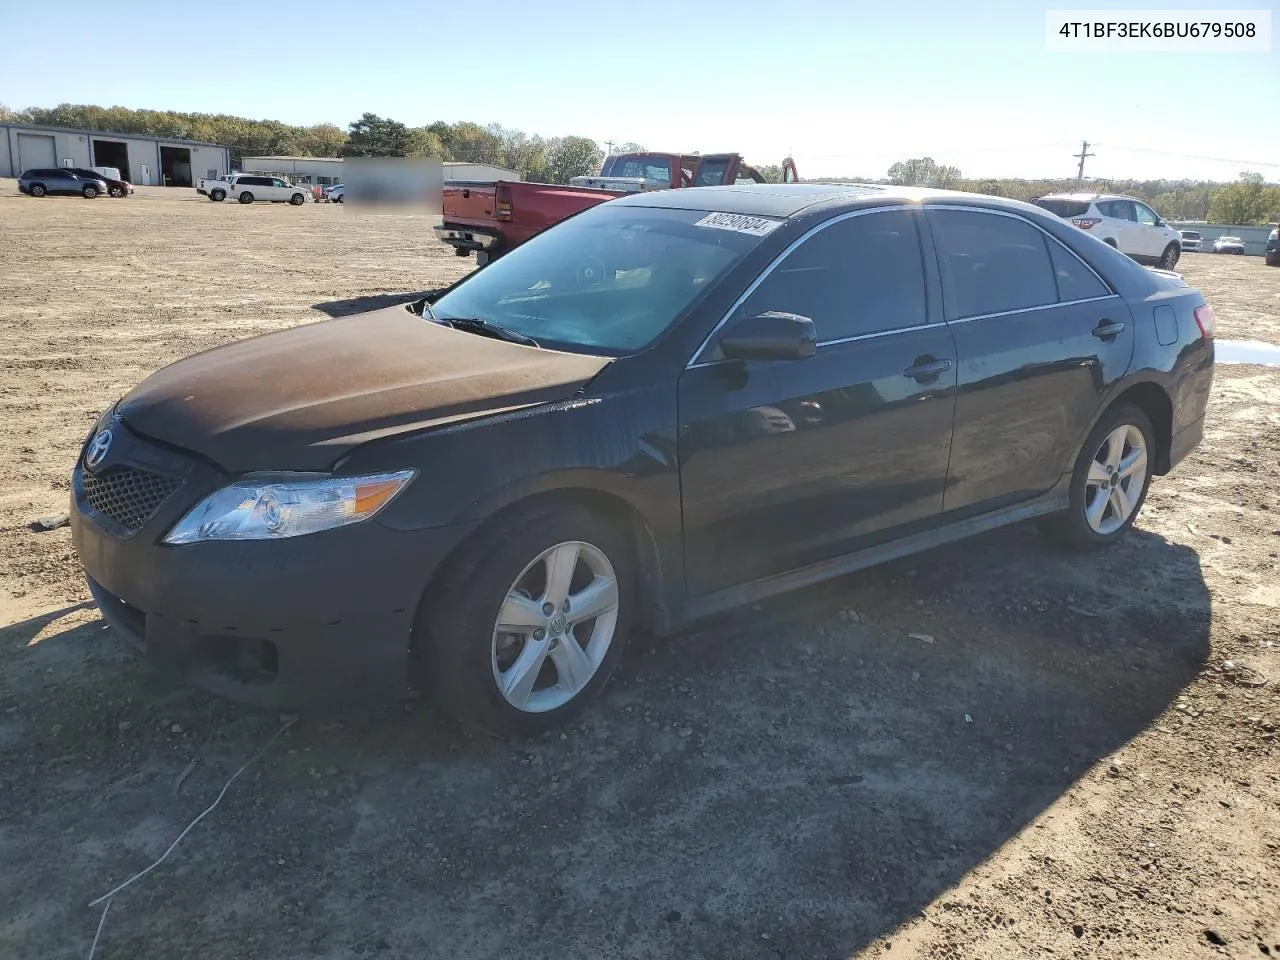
[869,156,1280,225]
[2,104,1275,222]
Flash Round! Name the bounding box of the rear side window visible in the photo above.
[1097,200,1136,221]
[1034,198,1091,218]
[743,209,928,341]
[1047,240,1110,301]
[929,209,1058,320]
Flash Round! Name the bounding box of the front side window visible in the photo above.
[273,178,289,188]
[739,209,927,342]
[430,205,769,355]
[693,157,733,186]
[930,209,1058,320]
[1134,203,1159,226]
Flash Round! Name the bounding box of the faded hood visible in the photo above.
[116,305,611,472]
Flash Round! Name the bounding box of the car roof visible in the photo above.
[608,182,1053,219]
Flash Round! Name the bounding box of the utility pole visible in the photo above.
[604,139,616,156]
[1074,140,1094,189]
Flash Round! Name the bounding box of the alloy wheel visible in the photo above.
[491,540,619,713]
[1084,424,1148,535]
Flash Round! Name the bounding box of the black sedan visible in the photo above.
[72,184,1216,735]
[68,167,133,198]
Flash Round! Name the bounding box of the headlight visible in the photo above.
[163,470,415,544]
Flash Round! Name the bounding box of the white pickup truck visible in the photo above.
[197,174,236,201]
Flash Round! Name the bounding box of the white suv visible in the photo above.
[226,174,310,206]
[1033,193,1183,270]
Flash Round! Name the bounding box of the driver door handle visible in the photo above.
[1092,319,1125,340]
[902,358,953,382]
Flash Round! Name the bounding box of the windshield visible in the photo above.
[429,205,771,355]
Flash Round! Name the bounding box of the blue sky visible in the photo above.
[2,0,1276,181]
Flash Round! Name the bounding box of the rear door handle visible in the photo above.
[902,358,953,382]
[1092,319,1125,340]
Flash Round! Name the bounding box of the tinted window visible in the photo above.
[742,210,927,341]
[694,157,733,186]
[430,204,766,355]
[1047,239,1110,301]
[603,157,672,183]
[1098,200,1136,221]
[930,209,1058,320]
[1034,198,1091,218]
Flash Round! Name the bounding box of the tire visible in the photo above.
[238,192,254,204]
[413,500,636,737]
[335,194,343,203]
[210,189,226,202]
[1158,243,1180,270]
[30,184,46,197]
[1103,238,1118,248]
[290,193,305,205]
[1039,404,1155,551]
[476,250,492,267]
[82,185,99,199]
[109,186,125,198]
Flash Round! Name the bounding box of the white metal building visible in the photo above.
[0,123,231,186]
[241,156,522,186]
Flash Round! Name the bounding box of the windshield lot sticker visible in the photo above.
[694,212,783,236]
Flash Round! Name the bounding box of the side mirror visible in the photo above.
[719,311,816,361]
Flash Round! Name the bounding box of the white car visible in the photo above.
[1033,193,1183,270]
[1178,230,1203,252]
[324,183,345,203]
[1213,236,1246,255]
[225,174,310,205]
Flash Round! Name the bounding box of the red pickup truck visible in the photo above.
[434,151,799,266]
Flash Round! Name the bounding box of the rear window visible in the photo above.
[1033,198,1092,219]
[601,157,671,183]
[1181,231,1201,239]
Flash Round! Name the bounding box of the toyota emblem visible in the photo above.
[85,429,113,470]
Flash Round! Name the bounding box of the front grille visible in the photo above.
[83,466,182,532]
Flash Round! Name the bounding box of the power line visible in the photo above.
[1096,144,1280,170]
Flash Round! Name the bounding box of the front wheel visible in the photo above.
[210,189,226,202]
[414,501,635,737]
[1039,405,1154,551]
[238,192,254,204]
[109,186,125,198]
[1159,243,1180,269]
[290,193,305,205]
[82,185,99,199]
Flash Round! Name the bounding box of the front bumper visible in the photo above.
[71,423,477,710]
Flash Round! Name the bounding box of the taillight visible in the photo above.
[495,184,513,221]
[1072,217,1103,229]
[1194,303,1215,340]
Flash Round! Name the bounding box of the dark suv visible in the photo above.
[72,184,1215,736]
[18,168,109,198]
[1266,226,1279,267]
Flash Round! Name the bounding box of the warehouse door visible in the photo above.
[16,133,56,172]
[92,140,131,183]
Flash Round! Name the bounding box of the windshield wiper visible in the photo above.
[439,316,540,348]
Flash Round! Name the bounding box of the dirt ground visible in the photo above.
[0,183,1277,960]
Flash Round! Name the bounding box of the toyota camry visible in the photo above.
[72,183,1215,736]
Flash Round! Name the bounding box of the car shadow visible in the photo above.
[2,523,1210,960]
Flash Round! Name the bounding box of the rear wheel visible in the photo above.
[82,185,98,199]
[290,193,305,205]
[30,184,46,197]
[1039,405,1154,551]
[210,189,226,202]
[413,501,635,737]
[1159,243,1180,269]
[238,192,254,204]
